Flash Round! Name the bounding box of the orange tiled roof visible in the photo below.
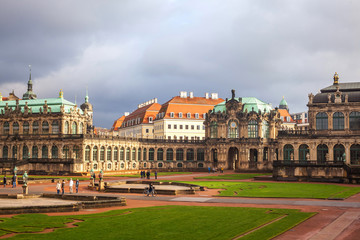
[119,103,161,128]
[278,109,295,123]
[158,96,224,120]
[112,115,125,130]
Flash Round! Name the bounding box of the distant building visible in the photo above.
[277,97,295,129]
[153,91,223,140]
[291,111,309,130]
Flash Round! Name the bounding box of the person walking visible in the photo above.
[69,178,74,194]
[56,181,61,194]
[155,171,157,180]
[75,179,79,193]
[3,175,6,188]
[146,170,150,179]
[61,179,65,195]
[12,175,16,188]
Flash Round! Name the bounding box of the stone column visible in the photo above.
[293,144,299,161]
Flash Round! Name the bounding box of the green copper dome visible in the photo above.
[279,96,288,107]
[213,97,272,113]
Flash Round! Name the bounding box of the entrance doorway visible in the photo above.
[249,149,258,168]
[211,149,218,167]
[228,147,239,170]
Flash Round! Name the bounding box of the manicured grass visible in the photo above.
[0,206,314,240]
[107,172,192,178]
[182,181,360,199]
[195,173,272,180]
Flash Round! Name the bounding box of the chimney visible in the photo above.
[124,112,130,116]
[205,93,209,99]
[211,93,218,99]
[180,91,187,98]
[189,92,194,98]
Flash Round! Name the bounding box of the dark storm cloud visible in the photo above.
[1,0,360,127]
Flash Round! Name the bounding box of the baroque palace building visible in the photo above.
[1,71,359,182]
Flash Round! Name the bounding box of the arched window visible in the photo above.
[93,146,98,161]
[23,121,29,135]
[72,122,77,134]
[198,163,204,168]
[12,146,17,158]
[317,144,328,163]
[3,122,9,135]
[248,120,258,138]
[299,144,309,162]
[187,113,191,118]
[63,146,70,159]
[262,121,269,138]
[2,146,8,158]
[32,121,39,134]
[333,112,344,130]
[107,147,112,161]
[334,144,345,162]
[126,147,130,161]
[42,146,48,158]
[32,146,38,158]
[13,122,19,134]
[149,148,155,161]
[316,112,328,130]
[350,112,360,130]
[113,147,118,161]
[73,145,80,159]
[42,121,49,134]
[143,148,147,161]
[197,148,205,161]
[187,148,194,161]
[228,120,238,138]
[176,148,184,161]
[177,163,183,168]
[79,122,83,134]
[166,148,173,161]
[350,144,360,164]
[283,144,294,161]
[52,121,59,134]
[22,146,29,159]
[64,121,69,134]
[158,162,163,168]
[120,147,124,161]
[132,148,136,161]
[157,148,164,161]
[51,146,58,158]
[100,146,105,161]
[138,148,141,161]
[85,146,90,161]
[179,112,183,118]
[93,164,98,170]
[210,121,218,138]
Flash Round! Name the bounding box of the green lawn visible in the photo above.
[0,206,314,240]
[107,172,192,178]
[195,173,272,180]
[182,181,360,199]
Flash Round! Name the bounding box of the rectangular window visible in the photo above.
[197,125,200,130]
[180,125,183,129]
[191,125,194,130]
[146,129,149,133]
[168,124,171,129]
[174,125,177,129]
[202,125,205,130]
[185,125,189,130]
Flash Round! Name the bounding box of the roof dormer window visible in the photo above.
[149,117,153,123]
[179,112,183,118]
[170,112,174,118]
[203,113,206,119]
[187,113,191,118]
[195,113,199,119]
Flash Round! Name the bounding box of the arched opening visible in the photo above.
[51,146,58,158]
[334,144,345,163]
[211,148,218,166]
[63,146,70,159]
[317,144,328,163]
[166,148,173,161]
[42,146,48,159]
[299,144,309,162]
[157,148,164,161]
[32,146,38,158]
[85,146,90,161]
[149,148,155,161]
[228,147,238,170]
[176,148,184,161]
[186,148,194,161]
[22,145,29,159]
[283,144,294,161]
[249,149,258,167]
[197,148,205,161]
[350,144,360,165]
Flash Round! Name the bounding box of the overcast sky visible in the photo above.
[1,0,360,128]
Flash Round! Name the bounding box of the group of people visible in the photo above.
[56,178,80,195]
[140,170,157,179]
[207,167,224,173]
[3,175,17,188]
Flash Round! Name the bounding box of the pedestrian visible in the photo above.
[147,183,154,197]
[75,179,79,193]
[3,175,6,188]
[220,167,224,173]
[155,171,157,180]
[146,170,150,179]
[12,175,16,188]
[208,167,211,173]
[56,181,61,194]
[69,178,74,194]
[61,179,65,195]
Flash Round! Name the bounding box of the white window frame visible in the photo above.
[195,113,199,119]
[187,113,191,118]
[170,112,175,118]
[179,112,183,118]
